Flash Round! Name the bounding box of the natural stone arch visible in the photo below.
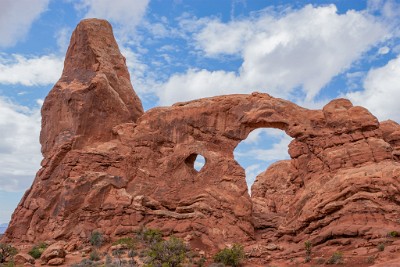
[4,20,400,264]
[233,127,293,193]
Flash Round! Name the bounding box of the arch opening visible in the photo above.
[185,153,206,172]
[233,128,293,195]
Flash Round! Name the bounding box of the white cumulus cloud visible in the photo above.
[158,4,389,106]
[74,0,150,37]
[346,54,400,123]
[235,129,293,191]
[0,0,50,47]
[0,98,42,192]
[0,54,63,86]
[236,134,293,162]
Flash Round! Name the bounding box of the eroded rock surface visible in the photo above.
[40,19,143,157]
[2,18,400,266]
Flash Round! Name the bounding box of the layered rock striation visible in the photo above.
[2,18,400,265]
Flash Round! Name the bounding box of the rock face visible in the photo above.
[40,19,143,157]
[2,18,400,265]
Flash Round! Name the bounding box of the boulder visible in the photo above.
[14,253,34,265]
[40,242,66,264]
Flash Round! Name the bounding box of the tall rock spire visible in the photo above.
[40,19,143,157]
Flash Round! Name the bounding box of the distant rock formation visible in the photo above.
[2,19,400,265]
[0,223,8,234]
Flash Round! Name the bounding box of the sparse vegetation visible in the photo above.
[304,240,312,263]
[71,258,99,267]
[128,249,137,266]
[128,249,137,258]
[89,250,100,261]
[388,231,399,237]
[213,244,245,267]
[326,251,343,265]
[105,254,113,265]
[113,237,136,249]
[139,228,163,245]
[0,243,18,263]
[112,248,125,265]
[365,255,375,264]
[377,243,385,251]
[196,255,207,267]
[28,242,47,259]
[89,231,104,248]
[147,236,188,267]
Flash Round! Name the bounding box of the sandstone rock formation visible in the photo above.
[40,241,66,266]
[13,253,35,265]
[2,18,400,266]
[41,19,143,157]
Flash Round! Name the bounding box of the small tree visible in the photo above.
[0,243,18,263]
[213,244,245,267]
[89,231,104,248]
[147,236,188,267]
[139,228,163,245]
[304,241,312,263]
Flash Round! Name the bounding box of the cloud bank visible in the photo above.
[0,0,50,47]
[0,54,63,86]
[0,98,42,192]
[347,55,400,122]
[158,5,389,106]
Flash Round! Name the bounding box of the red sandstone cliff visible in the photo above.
[2,19,400,266]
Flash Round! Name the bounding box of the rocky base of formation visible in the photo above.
[1,19,400,266]
[5,233,400,266]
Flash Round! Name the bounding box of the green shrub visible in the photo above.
[89,250,100,261]
[113,237,136,249]
[389,231,399,237]
[377,243,385,251]
[365,255,375,264]
[0,243,18,263]
[140,228,163,245]
[213,244,245,267]
[147,236,188,267]
[89,231,103,248]
[326,251,343,265]
[28,242,47,259]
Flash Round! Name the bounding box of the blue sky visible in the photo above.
[0,0,400,224]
